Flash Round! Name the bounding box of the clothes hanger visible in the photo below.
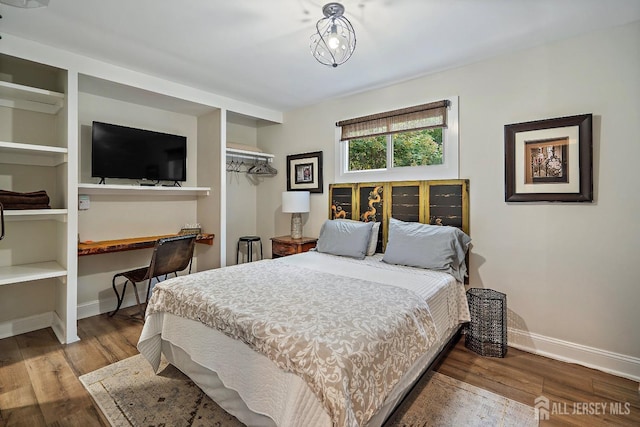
[226,158,237,172]
[247,160,277,176]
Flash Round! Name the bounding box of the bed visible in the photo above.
[138,179,471,427]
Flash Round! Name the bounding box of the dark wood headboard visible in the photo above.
[329,179,470,253]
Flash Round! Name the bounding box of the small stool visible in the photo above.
[465,288,507,357]
[236,236,263,264]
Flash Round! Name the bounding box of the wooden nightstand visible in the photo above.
[270,236,318,258]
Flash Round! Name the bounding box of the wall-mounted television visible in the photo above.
[91,121,187,184]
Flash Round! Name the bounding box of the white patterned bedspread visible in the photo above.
[138,252,469,427]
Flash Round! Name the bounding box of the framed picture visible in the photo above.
[287,151,323,193]
[505,114,593,202]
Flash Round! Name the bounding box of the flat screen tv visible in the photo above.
[91,121,187,184]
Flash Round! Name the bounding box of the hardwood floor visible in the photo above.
[0,310,638,426]
[437,339,640,426]
[0,308,142,427]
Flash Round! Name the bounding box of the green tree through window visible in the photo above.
[348,135,387,171]
[348,128,443,171]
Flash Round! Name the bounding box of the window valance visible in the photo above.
[336,100,449,141]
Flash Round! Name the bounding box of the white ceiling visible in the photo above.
[2,0,639,112]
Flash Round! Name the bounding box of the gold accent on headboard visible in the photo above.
[329,179,470,252]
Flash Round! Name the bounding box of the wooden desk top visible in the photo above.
[77,233,214,256]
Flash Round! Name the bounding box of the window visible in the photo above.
[348,128,443,171]
[335,97,458,182]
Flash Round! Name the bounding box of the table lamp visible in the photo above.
[282,191,310,239]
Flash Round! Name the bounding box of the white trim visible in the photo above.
[0,293,142,339]
[77,288,148,320]
[0,312,53,340]
[508,327,640,382]
[51,310,79,344]
[334,96,459,183]
[219,110,227,268]
[64,69,80,345]
[77,183,210,196]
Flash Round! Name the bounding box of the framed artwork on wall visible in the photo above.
[504,114,593,202]
[287,151,323,193]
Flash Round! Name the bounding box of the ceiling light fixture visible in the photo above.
[310,2,356,68]
[0,0,49,8]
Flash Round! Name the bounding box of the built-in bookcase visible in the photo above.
[0,37,282,344]
[0,53,76,343]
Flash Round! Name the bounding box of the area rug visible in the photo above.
[79,354,537,427]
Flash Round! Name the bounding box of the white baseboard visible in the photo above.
[50,311,79,344]
[0,288,149,340]
[51,311,65,343]
[0,292,145,341]
[77,290,146,320]
[508,327,640,383]
[0,312,53,340]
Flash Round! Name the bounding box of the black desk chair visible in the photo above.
[109,234,197,317]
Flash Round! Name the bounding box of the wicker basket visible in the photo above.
[465,288,507,357]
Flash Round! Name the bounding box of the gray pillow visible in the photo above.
[337,219,380,256]
[316,219,374,259]
[382,218,471,282]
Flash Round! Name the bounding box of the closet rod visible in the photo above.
[225,148,274,162]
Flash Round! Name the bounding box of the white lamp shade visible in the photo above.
[282,191,310,213]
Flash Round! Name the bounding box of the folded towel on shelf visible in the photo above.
[0,190,51,210]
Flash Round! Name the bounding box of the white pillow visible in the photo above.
[366,222,381,256]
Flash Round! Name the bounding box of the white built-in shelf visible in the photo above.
[78,183,211,196]
[3,209,68,222]
[0,261,67,287]
[0,81,65,114]
[0,141,68,166]
[226,147,274,162]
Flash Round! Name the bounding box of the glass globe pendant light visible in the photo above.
[310,2,356,68]
[0,0,49,7]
